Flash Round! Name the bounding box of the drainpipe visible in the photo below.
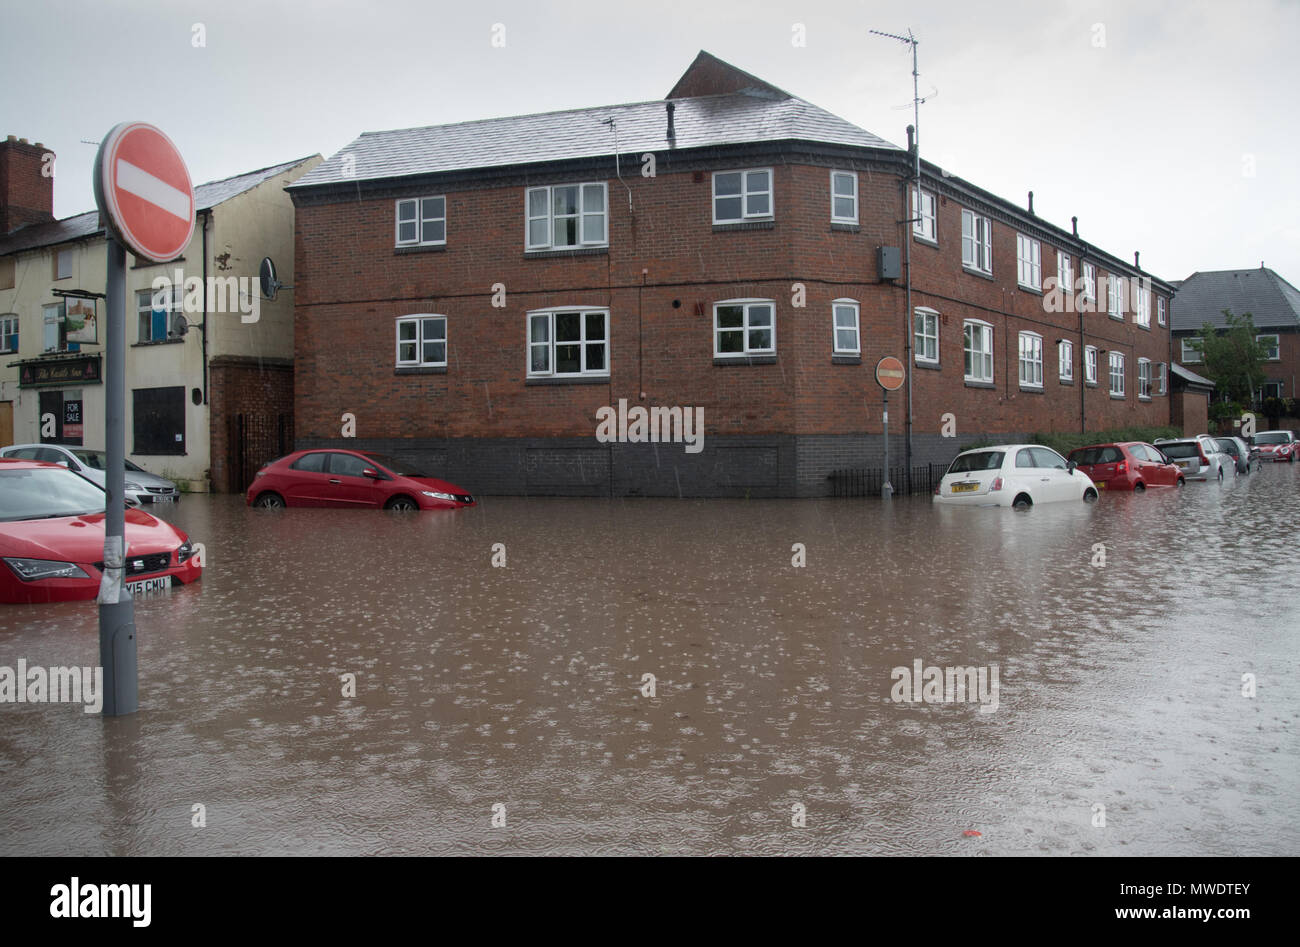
[1074,217,1085,435]
[904,125,916,481]
[200,209,210,406]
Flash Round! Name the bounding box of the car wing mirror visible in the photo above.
[362,468,382,479]
[1066,460,1077,474]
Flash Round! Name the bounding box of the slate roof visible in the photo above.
[0,156,316,257]
[1170,267,1300,331]
[1170,362,1215,388]
[289,71,900,190]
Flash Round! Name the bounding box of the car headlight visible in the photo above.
[3,557,90,581]
[125,481,144,492]
[177,541,194,563]
[421,491,457,502]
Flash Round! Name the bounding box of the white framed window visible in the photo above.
[831,171,858,224]
[963,319,993,383]
[713,169,772,223]
[526,183,607,250]
[1258,334,1280,360]
[1138,358,1152,399]
[1018,331,1043,388]
[1056,251,1073,299]
[914,307,939,364]
[832,299,860,355]
[1109,351,1126,397]
[1181,337,1203,363]
[0,314,18,353]
[395,196,446,247]
[1058,339,1073,381]
[912,187,936,241]
[1084,345,1098,384]
[1016,234,1041,290]
[1107,274,1126,319]
[136,286,182,343]
[396,314,447,367]
[1082,262,1097,304]
[1135,286,1150,327]
[1156,361,1168,395]
[527,307,609,377]
[714,299,775,357]
[54,249,73,280]
[1157,296,1167,326]
[961,209,992,274]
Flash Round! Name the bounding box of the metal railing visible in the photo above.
[827,463,946,497]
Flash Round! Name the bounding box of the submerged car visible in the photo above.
[0,443,179,504]
[246,449,476,511]
[1253,430,1297,462]
[934,444,1098,508]
[1067,442,1183,491]
[1153,436,1233,482]
[0,459,201,604]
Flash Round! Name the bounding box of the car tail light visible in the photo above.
[1116,461,1127,474]
[990,476,1003,491]
[1198,450,1209,466]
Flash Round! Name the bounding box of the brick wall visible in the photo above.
[0,137,54,234]
[209,356,294,493]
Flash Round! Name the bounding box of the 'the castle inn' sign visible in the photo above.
[17,355,103,388]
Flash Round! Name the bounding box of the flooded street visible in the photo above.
[2,467,1297,856]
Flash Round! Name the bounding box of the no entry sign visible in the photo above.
[93,122,194,263]
[875,356,906,391]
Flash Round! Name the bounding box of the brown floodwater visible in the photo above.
[1,465,1297,855]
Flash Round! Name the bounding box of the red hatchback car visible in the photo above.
[0,459,202,604]
[246,449,476,511]
[1066,442,1184,491]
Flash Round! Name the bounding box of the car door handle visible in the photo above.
[329,478,341,484]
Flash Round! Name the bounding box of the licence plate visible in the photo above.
[127,576,171,596]
[1095,481,1106,489]
[951,482,978,493]
[151,495,177,503]
[1175,461,1188,468]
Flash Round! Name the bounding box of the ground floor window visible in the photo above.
[133,386,185,455]
[528,308,609,376]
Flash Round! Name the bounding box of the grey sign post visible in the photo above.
[875,356,906,500]
[92,122,195,716]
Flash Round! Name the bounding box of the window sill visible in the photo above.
[964,379,996,389]
[1085,381,1099,388]
[830,222,860,233]
[1059,378,1075,386]
[712,220,775,232]
[914,360,941,371]
[395,366,447,375]
[1110,393,1126,400]
[1018,385,1045,394]
[962,265,994,281]
[714,355,777,366]
[524,246,608,259]
[395,244,447,255]
[132,339,185,348]
[831,354,861,365]
[1108,313,1124,321]
[526,375,610,385]
[1018,283,1043,296]
[912,235,938,249]
[1139,396,1152,402]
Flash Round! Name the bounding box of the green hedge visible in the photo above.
[1029,426,1183,456]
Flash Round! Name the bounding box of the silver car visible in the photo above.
[1215,436,1255,474]
[1153,435,1234,482]
[0,443,179,504]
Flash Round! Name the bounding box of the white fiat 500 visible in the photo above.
[934,444,1098,508]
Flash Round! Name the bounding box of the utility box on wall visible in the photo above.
[878,246,901,280]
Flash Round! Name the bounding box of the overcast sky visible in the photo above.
[3,0,1297,282]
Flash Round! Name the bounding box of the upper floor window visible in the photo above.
[961,210,992,275]
[1018,331,1043,388]
[1135,286,1150,327]
[912,187,936,242]
[1181,337,1203,363]
[137,287,181,343]
[1082,262,1097,304]
[963,319,993,383]
[1138,358,1152,399]
[715,299,775,357]
[53,249,73,280]
[1084,345,1098,384]
[832,299,860,355]
[396,196,446,247]
[0,258,14,290]
[396,314,447,367]
[0,314,17,353]
[713,169,772,223]
[1056,251,1073,297]
[1157,296,1167,326]
[1058,339,1074,381]
[1109,351,1126,397]
[914,307,939,364]
[831,171,858,224]
[1258,334,1280,360]
[527,183,607,250]
[1107,274,1126,319]
[1016,234,1041,290]
[527,307,609,376]
[1156,361,1168,396]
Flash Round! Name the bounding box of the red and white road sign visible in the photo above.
[93,122,194,263]
[875,356,906,391]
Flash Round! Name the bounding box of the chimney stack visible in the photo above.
[1028,190,1034,214]
[1134,250,1140,268]
[666,102,676,142]
[1071,216,1078,238]
[0,135,55,234]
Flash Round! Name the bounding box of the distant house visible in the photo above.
[0,136,321,491]
[1171,266,1300,408]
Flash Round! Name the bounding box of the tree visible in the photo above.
[1189,310,1268,406]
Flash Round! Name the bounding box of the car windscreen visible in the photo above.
[947,451,1004,474]
[0,467,107,521]
[364,453,425,477]
[1255,433,1287,444]
[1159,443,1198,459]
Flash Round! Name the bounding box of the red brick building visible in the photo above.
[288,52,1175,496]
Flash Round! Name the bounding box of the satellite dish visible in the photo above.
[260,256,282,300]
[169,312,189,338]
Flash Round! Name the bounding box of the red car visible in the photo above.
[1253,430,1297,462]
[1066,441,1183,491]
[246,449,476,511]
[0,459,202,604]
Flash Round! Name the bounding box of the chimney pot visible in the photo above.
[666,101,676,140]
[1071,216,1078,237]
[1028,190,1034,214]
